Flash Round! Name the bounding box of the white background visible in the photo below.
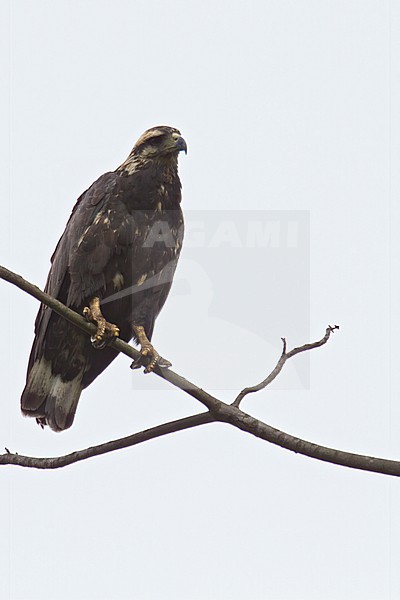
[1,1,400,598]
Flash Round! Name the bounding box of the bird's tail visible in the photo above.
[21,357,83,432]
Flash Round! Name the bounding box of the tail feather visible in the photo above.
[21,357,83,432]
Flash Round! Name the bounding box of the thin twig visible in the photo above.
[286,325,339,359]
[232,326,339,407]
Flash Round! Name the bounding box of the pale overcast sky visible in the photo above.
[1,1,400,599]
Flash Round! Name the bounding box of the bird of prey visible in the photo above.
[21,126,186,431]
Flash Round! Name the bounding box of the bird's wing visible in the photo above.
[30,172,117,366]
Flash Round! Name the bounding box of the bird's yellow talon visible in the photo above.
[83,297,120,349]
[131,325,171,373]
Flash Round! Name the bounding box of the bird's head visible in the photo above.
[134,126,187,158]
[119,126,187,173]
[119,125,187,174]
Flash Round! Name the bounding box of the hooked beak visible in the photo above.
[174,135,187,155]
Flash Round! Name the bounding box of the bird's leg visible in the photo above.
[83,297,120,349]
[130,325,172,373]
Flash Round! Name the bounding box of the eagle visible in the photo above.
[21,126,186,432]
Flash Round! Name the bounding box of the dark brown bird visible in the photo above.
[21,126,186,431]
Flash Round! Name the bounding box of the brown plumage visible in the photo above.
[21,126,186,431]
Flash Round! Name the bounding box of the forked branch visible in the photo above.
[232,326,339,407]
[1,264,400,477]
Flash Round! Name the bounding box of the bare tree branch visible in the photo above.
[286,325,340,358]
[0,264,218,411]
[232,326,339,407]
[2,264,400,477]
[0,412,214,469]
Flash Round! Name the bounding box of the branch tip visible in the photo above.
[234,325,339,406]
